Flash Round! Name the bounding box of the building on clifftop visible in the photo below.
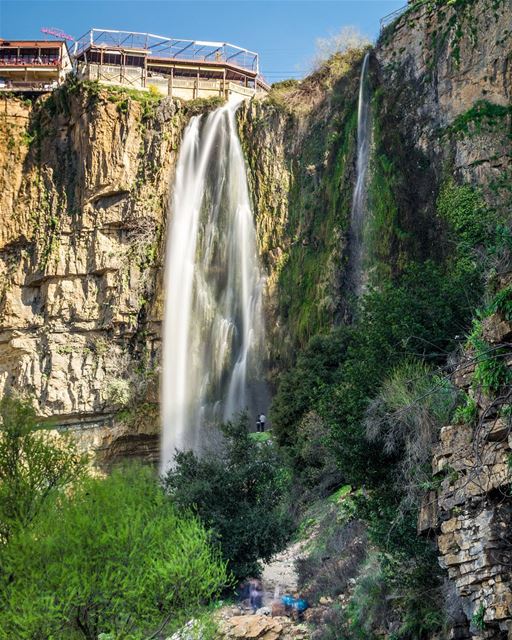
[74,28,270,100]
[0,39,73,91]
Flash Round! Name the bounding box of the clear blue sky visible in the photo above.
[0,0,405,82]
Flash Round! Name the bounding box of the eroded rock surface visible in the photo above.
[0,88,187,464]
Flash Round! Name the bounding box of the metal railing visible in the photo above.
[380,4,409,31]
[74,29,259,74]
[0,57,60,67]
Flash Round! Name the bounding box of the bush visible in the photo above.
[437,180,494,250]
[294,410,342,494]
[0,395,87,543]
[270,328,350,447]
[164,414,292,580]
[0,466,228,640]
[365,359,457,508]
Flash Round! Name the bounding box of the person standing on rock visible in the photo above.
[249,579,263,613]
[258,413,266,432]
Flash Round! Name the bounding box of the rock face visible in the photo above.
[420,313,512,638]
[377,1,512,636]
[0,85,189,465]
[0,2,511,635]
[239,50,364,360]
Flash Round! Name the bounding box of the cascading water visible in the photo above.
[160,101,266,473]
[348,51,371,296]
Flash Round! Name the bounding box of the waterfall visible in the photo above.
[348,51,371,296]
[160,101,266,473]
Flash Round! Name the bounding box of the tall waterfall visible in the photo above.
[348,52,371,296]
[160,102,266,473]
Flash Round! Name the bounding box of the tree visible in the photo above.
[164,414,292,580]
[312,26,370,70]
[0,466,228,640]
[0,394,86,543]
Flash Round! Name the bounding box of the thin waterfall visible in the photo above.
[160,101,266,473]
[348,51,371,296]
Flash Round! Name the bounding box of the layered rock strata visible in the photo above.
[0,87,188,465]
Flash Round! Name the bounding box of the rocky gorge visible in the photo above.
[1,0,512,638]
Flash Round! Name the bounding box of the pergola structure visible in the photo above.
[74,29,269,99]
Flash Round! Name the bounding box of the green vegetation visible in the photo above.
[0,398,227,640]
[443,100,512,139]
[104,84,163,118]
[453,393,478,424]
[0,466,227,640]
[0,395,86,543]
[243,48,367,350]
[249,430,273,443]
[437,180,495,250]
[184,95,226,114]
[164,414,292,580]
[270,148,505,635]
[472,603,486,631]
[2,11,511,637]
[276,101,358,347]
[469,330,512,395]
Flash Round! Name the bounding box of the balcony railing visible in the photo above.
[0,56,61,67]
[380,4,409,31]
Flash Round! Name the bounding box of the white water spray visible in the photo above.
[349,52,371,295]
[160,101,266,472]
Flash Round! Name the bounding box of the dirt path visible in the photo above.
[261,537,310,601]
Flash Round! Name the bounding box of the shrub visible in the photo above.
[490,285,512,321]
[312,604,351,640]
[345,557,389,639]
[437,180,494,250]
[270,328,351,447]
[365,359,457,508]
[164,413,292,580]
[294,410,342,494]
[469,332,512,395]
[0,466,228,640]
[453,393,478,425]
[0,395,87,543]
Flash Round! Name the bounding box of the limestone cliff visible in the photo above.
[378,2,512,636]
[239,50,364,365]
[238,0,512,635]
[0,0,511,634]
[0,84,193,466]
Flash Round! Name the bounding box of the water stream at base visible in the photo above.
[160,101,267,473]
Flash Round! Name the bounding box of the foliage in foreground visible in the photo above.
[164,413,292,580]
[0,395,87,543]
[0,466,228,640]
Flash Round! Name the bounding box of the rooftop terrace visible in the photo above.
[75,29,260,75]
